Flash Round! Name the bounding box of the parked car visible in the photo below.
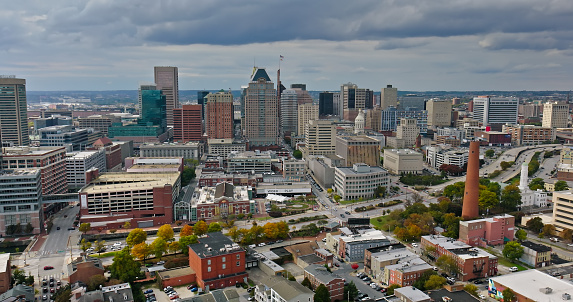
[258,243,266,247]
[411,243,418,248]
[473,279,483,284]
[340,214,346,218]
[144,289,154,294]
[156,261,165,265]
[509,267,518,272]
[345,211,350,215]
[43,266,54,270]
[68,227,75,230]
[56,227,61,230]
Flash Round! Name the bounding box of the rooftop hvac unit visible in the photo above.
[540,287,553,294]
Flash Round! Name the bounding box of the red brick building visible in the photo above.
[68,257,105,285]
[387,258,432,287]
[459,214,515,247]
[0,254,11,294]
[304,264,344,302]
[188,232,247,291]
[174,105,203,142]
[198,172,262,187]
[92,137,123,171]
[204,91,234,140]
[421,235,498,281]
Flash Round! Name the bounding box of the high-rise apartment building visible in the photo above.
[0,77,29,146]
[243,68,279,146]
[426,98,452,127]
[65,149,107,189]
[542,102,569,128]
[319,92,334,116]
[205,91,233,140]
[154,66,179,127]
[472,96,518,126]
[381,85,398,110]
[297,103,319,137]
[173,105,203,142]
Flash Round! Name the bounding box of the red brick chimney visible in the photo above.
[462,141,480,220]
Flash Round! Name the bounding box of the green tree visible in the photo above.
[526,217,544,233]
[314,284,331,302]
[193,220,208,236]
[25,222,34,233]
[503,241,524,262]
[443,182,465,202]
[464,283,478,297]
[151,238,168,260]
[293,150,303,159]
[436,255,460,276]
[387,284,401,295]
[555,180,569,191]
[442,213,461,238]
[12,269,26,286]
[561,228,573,243]
[503,288,516,302]
[301,277,312,289]
[515,229,527,242]
[500,161,511,170]
[181,166,196,186]
[425,275,446,290]
[78,223,91,234]
[94,239,106,255]
[227,226,242,243]
[123,221,131,229]
[110,248,141,283]
[126,228,147,247]
[179,235,199,255]
[207,222,222,233]
[344,281,359,301]
[478,185,498,211]
[500,184,522,211]
[485,149,495,158]
[87,274,107,291]
[180,225,194,237]
[168,241,180,254]
[542,224,556,237]
[53,284,72,302]
[528,178,545,191]
[80,239,92,253]
[157,224,175,242]
[374,186,387,198]
[413,270,437,291]
[131,242,152,263]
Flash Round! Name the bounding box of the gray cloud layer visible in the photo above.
[1,0,572,90]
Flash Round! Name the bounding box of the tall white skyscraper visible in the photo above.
[0,77,29,146]
[542,102,569,128]
[472,96,518,125]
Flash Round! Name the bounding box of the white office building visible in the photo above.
[334,163,388,200]
[66,149,107,188]
[426,145,469,169]
[472,96,518,125]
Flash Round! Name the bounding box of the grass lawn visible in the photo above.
[255,216,272,221]
[497,257,528,271]
[91,251,118,258]
[370,215,389,230]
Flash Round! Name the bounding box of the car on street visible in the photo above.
[68,227,75,230]
[43,266,54,270]
[479,294,486,299]
[42,295,47,301]
[509,266,518,272]
[43,287,48,293]
[473,279,484,284]
[144,289,153,294]
[157,261,165,265]
[340,214,345,218]
[362,276,371,282]
[56,227,60,230]
[411,243,418,248]
[258,243,266,247]
[345,211,350,215]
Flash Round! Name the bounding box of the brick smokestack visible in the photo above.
[462,141,480,220]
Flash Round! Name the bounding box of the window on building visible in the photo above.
[237,261,240,266]
[237,254,240,259]
[222,257,226,262]
[222,264,226,269]
[208,260,211,265]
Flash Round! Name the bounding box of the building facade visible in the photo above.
[0,169,43,236]
[472,96,518,126]
[335,135,380,167]
[77,115,119,136]
[381,85,398,110]
[78,171,181,228]
[1,146,68,195]
[188,232,247,290]
[189,183,255,221]
[458,214,515,247]
[426,99,452,127]
[503,124,555,146]
[383,149,423,175]
[426,146,468,169]
[552,191,573,232]
[319,92,334,116]
[205,91,233,140]
[520,241,551,268]
[542,102,569,128]
[280,89,298,135]
[0,77,29,146]
[140,142,202,160]
[173,104,203,142]
[243,68,279,146]
[396,118,420,147]
[301,120,336,158]
[207,139,246,157]
[37,125,91,152]
[227,151,273,174]
[334,164,388,201]
[304,265,344,302]
[65,149,107,188]
[297,103,319,137]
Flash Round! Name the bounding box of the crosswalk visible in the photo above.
[40,250,66,256]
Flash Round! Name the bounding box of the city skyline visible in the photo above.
[2,1,573,91]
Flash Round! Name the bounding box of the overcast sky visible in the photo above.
[2,0,573,92]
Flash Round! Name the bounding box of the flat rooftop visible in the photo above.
[189,232,243,258]
[0,253,10,273]
[422,235,471,250]
[80,172,180,194]
[490,269,573,301]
